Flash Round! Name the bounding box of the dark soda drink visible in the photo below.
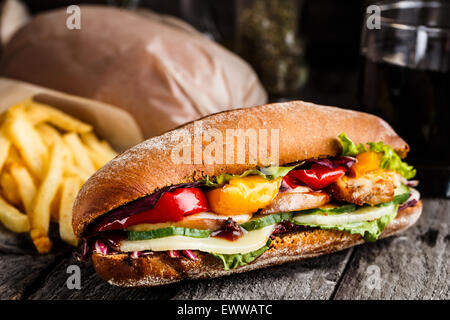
[360,1,450,197]
[359,57,450,196]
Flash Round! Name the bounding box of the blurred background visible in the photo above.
[4,0,373,106]
[1,0,449,197]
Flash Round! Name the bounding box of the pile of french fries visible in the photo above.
[0,99,117,253]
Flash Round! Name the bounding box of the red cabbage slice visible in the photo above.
[306,156,356,169]
[182,250,198,260]
[167,250,180,258]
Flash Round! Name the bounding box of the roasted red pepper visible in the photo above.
[95,188,210,232]
[284,164,346,190]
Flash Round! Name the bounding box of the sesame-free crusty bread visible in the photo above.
[72,100,409,237]
[91,202,422,287]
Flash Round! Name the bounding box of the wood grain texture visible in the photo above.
[0,253,58,300]
[28,249,353,300]
[0,224,72,300]
[0,225,35,254]
[333,199,450,299]
[172,249,353,300]
[27,257,181,300]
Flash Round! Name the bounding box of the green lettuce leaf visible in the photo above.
[204,164,300,188]
[367,141,416,179]
[337,132,416,179]
[338,132,367,156]
[210,239,272,270]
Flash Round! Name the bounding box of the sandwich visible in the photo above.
[72,101,422,287]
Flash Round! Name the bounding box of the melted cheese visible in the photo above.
[293,203,396,226]
[120,225,275,254]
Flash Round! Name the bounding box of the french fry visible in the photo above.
[36,123,62,147]
[5,146,23,166]
[81,132,112,156]
[31,141,64,253]
[0,129,11,173]
[81,132,117,167]
[4,105,47,179]
[61,141,74,166]
[0,98,118,253]
[63,133,96,176]
[50,186,62,222]
[36,123,74,172]
[9,163,37,215]
[0,111,6,126]
[85,147,111,170]
[0,195,30,233]
[24,105,47,123]
[0,171,21,206]
[24,100,92,133]
[99,141,118,159]
[64,163,90,183]
[59,176,81,246]
[30,228,52,254]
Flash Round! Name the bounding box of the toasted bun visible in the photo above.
[73,100,409,237]
[91,201,422,287]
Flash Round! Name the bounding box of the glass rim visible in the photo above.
[371,0,450,34]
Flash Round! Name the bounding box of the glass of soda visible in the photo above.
[359,0,450,197]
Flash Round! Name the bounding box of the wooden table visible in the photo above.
[0,199,448,300]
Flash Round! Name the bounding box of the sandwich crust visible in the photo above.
[73,100,409,237]
[91,201,422,287]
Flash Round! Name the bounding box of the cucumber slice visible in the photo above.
[391,184,410,205]
[128,227,211,241]
[294,204,358,216]
[241,204,360,232]
[394,183,410,196]
[240,212,293,231]
[293,203,397,226]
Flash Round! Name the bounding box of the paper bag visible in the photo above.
[0,77,143,152]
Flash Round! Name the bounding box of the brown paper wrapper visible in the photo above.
[0,77,143,152]
[0,5,267,138]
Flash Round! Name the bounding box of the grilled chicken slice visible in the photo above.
[260,186,330,215]
[328,170,401,206]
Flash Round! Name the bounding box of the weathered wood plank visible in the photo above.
[172,249,353,300]
[0,225,35,255]
[0,224,72,300]
[28,256,181,300]
[333,199,450,299]
[0,253,58,300]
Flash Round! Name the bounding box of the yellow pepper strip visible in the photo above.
[206,176,282,215]
[349,151,382,178]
